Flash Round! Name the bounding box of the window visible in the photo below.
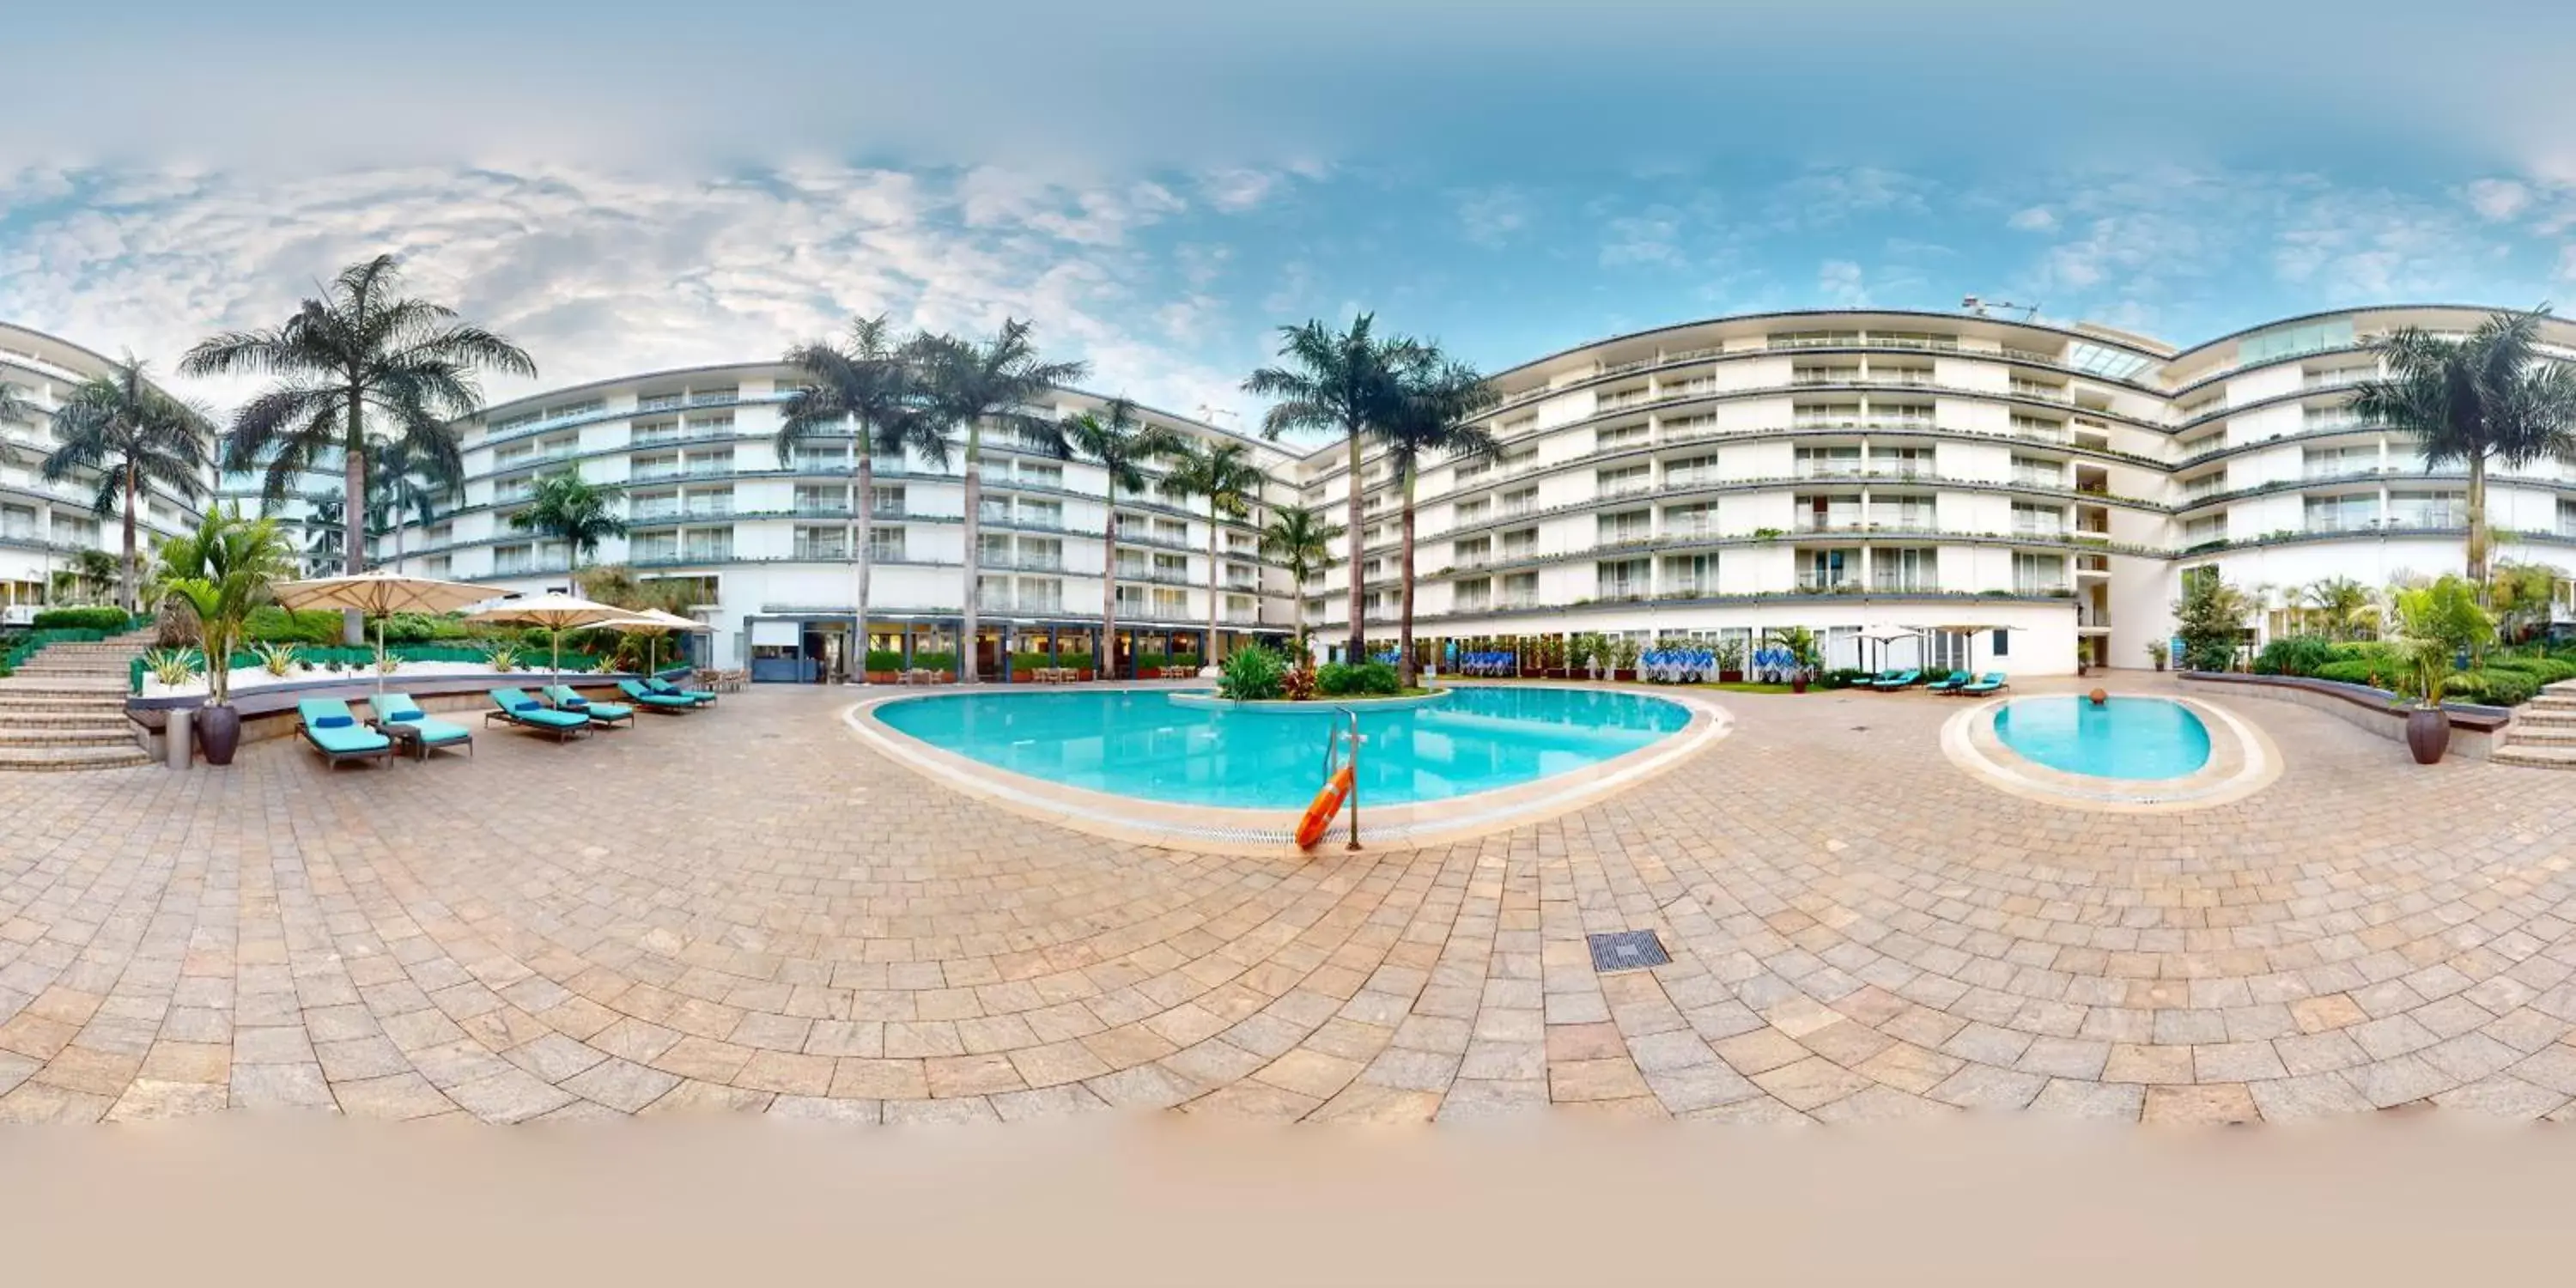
[1595,558,1649,600]
[1596,509,1650,545]
[1992,629,2011,657]
[1596,465,1650,497]
[1666,454,1720,488]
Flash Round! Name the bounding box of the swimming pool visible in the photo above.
[872,687,1694,810]
[1992,696,2213,781]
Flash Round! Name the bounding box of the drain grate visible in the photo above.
[1586,930,1671,973]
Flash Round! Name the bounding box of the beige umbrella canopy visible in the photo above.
[270,569,495,693]
[597,609,712,676]
[465,592,631,686]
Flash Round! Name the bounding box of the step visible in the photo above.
[0,710,136,730]
[0,726,137,747]
[2506,724,2576,746]
[0,696,128,714]
[2511,706,2576,726]
[0,680,131,696]
[2494,745,2576,769]
[0,744,152,772]
[2523,694,2576,711]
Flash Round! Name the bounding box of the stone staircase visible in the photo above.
[0,628,156,771]
[2494,680,2576,769]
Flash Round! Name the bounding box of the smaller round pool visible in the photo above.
[1992,696,2212,781]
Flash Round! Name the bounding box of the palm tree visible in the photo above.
[369,436,459,574]
[777,315,943,678]
[1245,315,1421,662]
[1373,354,1499,686]
[1061,398,1182,679]
[38,357,211,611]
[2349,307,2576,594]
[183,253,535,641]
[0,380,33,428]
[1158,439,1267,669]
[509,472,628,572]
[910,320,1088,683]
[2300,575,2372,641]
[157,503,296,708]
[1260,504,1343,656]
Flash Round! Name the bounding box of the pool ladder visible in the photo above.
[1320,707,1364,851]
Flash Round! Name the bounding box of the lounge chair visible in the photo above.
[1869,669,1923,690]
[1959,671,2008,696]
[369,691,474,759]
[617,679,700,714]
[296,697,394,768]
[1924,673,1966,695]
[646,676,717,705]
[543,684,635,728]
[485,687,592,742]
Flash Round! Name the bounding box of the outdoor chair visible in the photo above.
[544,684,635,728]
[617,679,701,713]
[368,691,474,759]
[485,688,592,742]
[296,697,394,769]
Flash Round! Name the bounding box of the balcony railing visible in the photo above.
[1869,580,1941,594]
[793,544,850,562]
[1795,573,1857,591]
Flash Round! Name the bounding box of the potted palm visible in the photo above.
[2145,640,2170,672]
[1771,626,1821,694]
[2387,575,2493,766]
[157,504,294,766]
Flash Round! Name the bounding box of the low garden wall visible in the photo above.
[2178,671,2511,761]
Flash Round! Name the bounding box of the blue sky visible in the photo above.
[3,1,2574,441]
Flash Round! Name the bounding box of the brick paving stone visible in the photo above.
[2,679,2573,1126]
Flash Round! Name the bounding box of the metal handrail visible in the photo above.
[1317,707,1364,851]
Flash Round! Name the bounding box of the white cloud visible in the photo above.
[1198,168,1284,213]
[2556,244,2576,283]
[2466,178,2533,222]
[0,163,1245,422]
[1817,259,1869,307]
[1600,210,1683,268]
[2007,205,2058,232]
[1455,187,1534,250]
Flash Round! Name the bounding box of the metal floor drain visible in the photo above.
[1587,930,1671,973]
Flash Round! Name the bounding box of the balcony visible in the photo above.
[1795,573,1858,592]
[1869,580,1941,595]
[635,395,686,412]
[793,543,850,562]
[1794,461,1865,478]
[1794,516,1862,534]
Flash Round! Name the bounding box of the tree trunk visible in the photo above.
[854,450,873,682]
[119,464,138,613]
[960,427,982,683]
[1206,501,1221,671]
[343,386,368,644]
[1398,468,1418,688]
[2468,452,2491,598]
[1344,430,1364,663]
[1102,498,1120,680]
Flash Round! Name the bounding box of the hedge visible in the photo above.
[33,607,137,632]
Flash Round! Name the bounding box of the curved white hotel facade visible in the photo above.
[10,303,2573,677]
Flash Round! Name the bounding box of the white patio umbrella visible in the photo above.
[270,568,494,694]
[465,592,631,687]
[597,608,711,677]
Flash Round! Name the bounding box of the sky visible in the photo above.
[4,0,2576,443]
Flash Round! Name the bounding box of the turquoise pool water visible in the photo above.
[1993,696,2212,781]
[874,687,1693,809]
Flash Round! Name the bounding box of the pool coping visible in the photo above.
[1166,688,1455,714]
[1940,692,2282,812]
[840,682,1733,854]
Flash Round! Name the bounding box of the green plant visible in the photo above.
[1714,638,1747,673]
[1218,645,1287,701]
[1261,504,1344,653]
[1752,526,1786,539]
[1610,638,1641,672]
[1820,666,1872,690]
[2145,640,2170,669]
[143,647,201,687]
[1319,665,1401,696]
[2387,575,2495,708]
[2173,575,2253,671]
[864,648,906,672]
[251,641,301,677]
[245,605,344,645]
[375,653,404,675]
[1281,665,1318,702]
[39,355,213,611]
[483,644,522,673]
[1768,626,1820,679]
[908,650,958,673]
[155,504,295,706]
[509,471,629,570]
[32,606,136,632]
[2251,635,2340,678]
[2443,669,2540,708]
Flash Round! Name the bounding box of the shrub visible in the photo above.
[908,651,958,673]
[1316,659,1400,696]
[2251,635,2340,677]
[2482,653,2576,684]
[2444,670,2540,708]
[1055,652,1095,671]
[143,648,201,687]
[374,612,469,645]
[1280,666,1317,702]
[483,644,521,673]
[864,649,906,671]
[251,641,301,677]
[1217,646,1286,701]
[32,606,131,632]
[2314,659,2389,688]
[246,606,343,645]
[1820,667,1873,690]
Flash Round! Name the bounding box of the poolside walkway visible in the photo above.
[7,675,2576,1124]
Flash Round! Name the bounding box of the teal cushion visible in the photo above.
[386,711,422,723]
[513,701,541,713]
[315,714,354,729]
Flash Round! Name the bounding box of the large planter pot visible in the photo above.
[1790,676,1810,695]
[1719,669,1744,684]
[1612,669,1637,682]
[2405,707,2451,765]
[196,703,242,767]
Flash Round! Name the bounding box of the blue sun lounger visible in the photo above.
[370,691,474,758]
[1959,671,2009,696]
[645,676,717,705]
[544,684,634,728]
[617,679,699,713]
[297,697,393,768]
[486,687,592,742]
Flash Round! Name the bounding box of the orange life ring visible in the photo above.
[1295,763,1357,850]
